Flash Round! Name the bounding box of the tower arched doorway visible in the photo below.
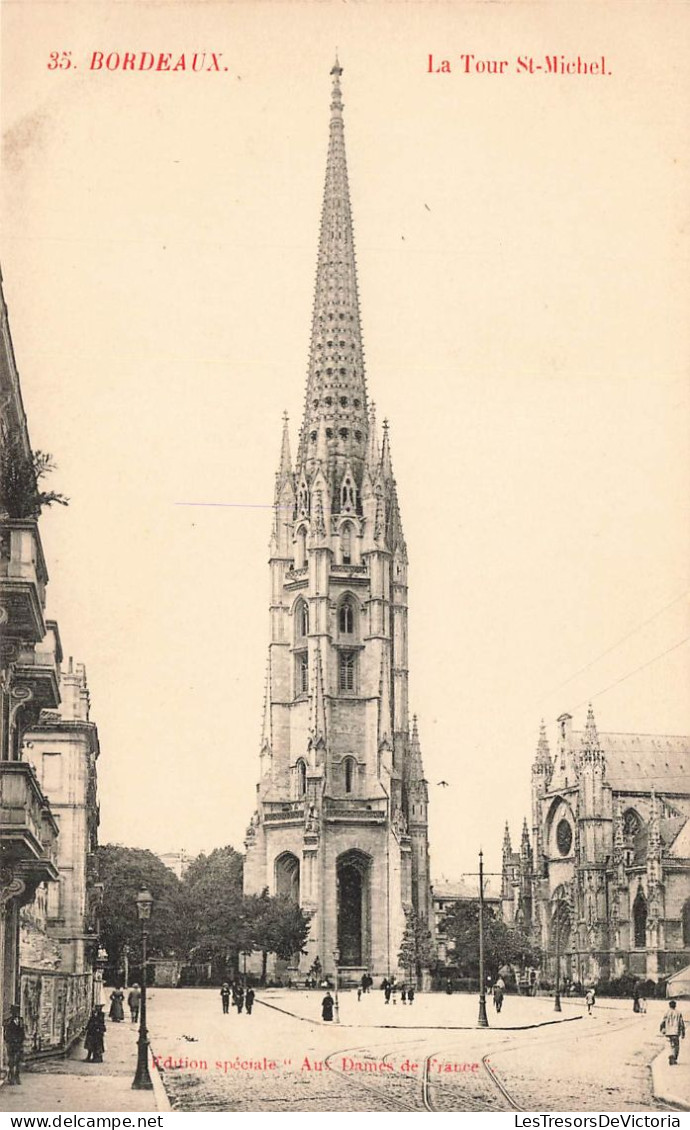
[336,850,372,968]
[275,852,300,904]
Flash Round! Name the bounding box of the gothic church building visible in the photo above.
[502,707,690,985]
[243,62,431,983]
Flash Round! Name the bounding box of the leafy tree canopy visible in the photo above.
[440,902,541,979]
[96,844,189,970]
[398,907,437,984]
[241,888,312,982]
[182,845,245,965]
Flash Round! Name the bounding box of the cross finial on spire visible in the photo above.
[278,411,292,480]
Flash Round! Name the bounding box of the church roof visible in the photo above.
[572,731,690,795]
[432,876,502,903]
[659,815,687,847]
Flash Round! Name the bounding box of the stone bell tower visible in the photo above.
[243,60,431,982]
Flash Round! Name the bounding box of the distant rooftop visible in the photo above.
[432,875,502,903]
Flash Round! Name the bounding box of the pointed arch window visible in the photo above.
[339,650,356,693]
[341,523,353,565]
[295,652,309,697]
[343,757,356,795]
[623,809,646,867]
[298,480,309,517]
[296,600,309,641]
[341,477,355,512]
[339,598,354,635]
[296,759,307,798]
[633,891,647,949]
[296,527,307,569]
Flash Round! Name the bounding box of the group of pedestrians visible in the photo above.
[381,977,415,1005]
[107,984,141,1024]
[220,981,255,1016]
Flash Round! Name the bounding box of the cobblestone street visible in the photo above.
[144,989,679,1112]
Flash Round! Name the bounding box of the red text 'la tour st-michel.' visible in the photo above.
[427,53,611,76]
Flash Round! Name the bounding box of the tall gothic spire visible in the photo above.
[581,703,604,764]
[534,719,551,765]
[408,715,425,782]
[278,411,292,482]
[298,60,368,478]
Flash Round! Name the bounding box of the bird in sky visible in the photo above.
[436,780,450,788]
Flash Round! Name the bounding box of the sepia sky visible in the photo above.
[2,0,690,879]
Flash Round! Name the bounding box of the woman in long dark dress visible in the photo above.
[321,991,334,1021]
[109,988,125,1022]
[84,1006,106,1062]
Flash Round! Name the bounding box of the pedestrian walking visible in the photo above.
[408,985,415,1005]
[127,984,141,1023]
[493,983,504,1013]
[321,991,334,1021]
[245,987,255,1015]
[234,984,245,1014]
[109,987,125,1022]
[384,979,392,1004]
[633,987,641,1013]
[660,1000,686,1066]
[84,1005,106,1063]
[220,982,231,1014]
[3,1004,25,1085]
[585,988,596,1015]
[401,984,407,1005]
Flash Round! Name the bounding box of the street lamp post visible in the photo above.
[553,892,562,1013]
[333,948,340,1024]
[132,888,154,1091]
[477,850,489,1028]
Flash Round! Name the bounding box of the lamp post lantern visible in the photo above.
[132,888,154,1090]
[477,850,489,1028]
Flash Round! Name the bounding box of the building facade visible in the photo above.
[502,707,690,985]
[243,61,431,982]
[22,660,101,974]
[1,269,100,1062]
[1,270,61,1065]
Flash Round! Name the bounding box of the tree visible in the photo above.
[440,902,541,981]
[182,846,245,979]
[0,445,69,519]
[96,844,189,978]
[243,889,312,983]
[398,907,437,986]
